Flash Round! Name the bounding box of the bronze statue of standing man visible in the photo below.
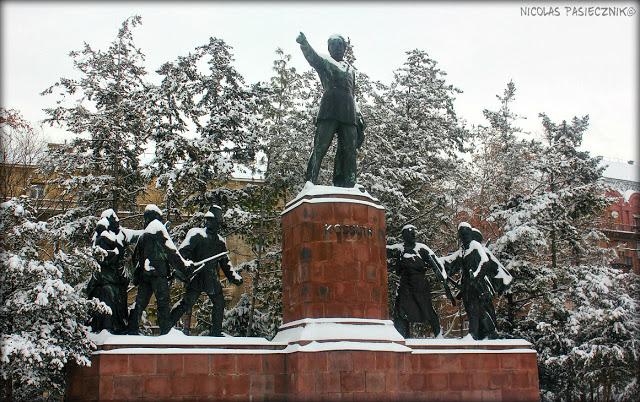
[296,32,366,188]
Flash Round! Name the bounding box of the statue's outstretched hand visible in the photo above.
[296,32,306,44]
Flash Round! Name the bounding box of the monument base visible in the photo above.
[67,328,540,401]
[68,184,540,401]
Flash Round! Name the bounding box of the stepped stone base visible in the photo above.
[67,329,540,401]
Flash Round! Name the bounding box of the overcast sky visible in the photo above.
[2,1,638,163]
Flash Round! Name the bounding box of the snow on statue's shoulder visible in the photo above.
[100,209,118,220]
[96,217,110,228]
[414,242,434,255]
[145,219,178,250]
[145,219,166,234]
[180,228,207,249]
[121,227,144,243]
[145,204,162,214]
[485,248,513,285]
[98,228,117,243]
[465,240,489,277]
[317,50,350,73]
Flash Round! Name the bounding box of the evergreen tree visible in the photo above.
[470,81,539,223]
[219,48,313,338]
[467,82,541,333]
[178,37,265,212]
[484,112,637,400]
[355,50,468,334]
[145,51,203,221]
[359,49,467,241]
[37,16,151,312]
[0,198,106,401]
[41,15,150,214]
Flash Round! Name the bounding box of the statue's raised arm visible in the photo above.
[296,32,322,69]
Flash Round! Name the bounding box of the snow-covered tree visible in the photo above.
[468,81,539,224]
[480,111,637,400]
[145,51,203,221]
[41,15,150,214]
[36,16,152,318]
[489,113,609,325]
[463,82,542,333]
[218,49,313,338]
[565,266,639,401]
[358,49,468,242]
[354,50,468,335]
[0,198,105,401]
[172,37,265,213]
[528,264,639,402]
[260,48,316,198]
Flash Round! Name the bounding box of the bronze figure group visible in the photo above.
[88,204,242,336]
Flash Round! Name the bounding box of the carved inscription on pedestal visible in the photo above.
[323,223,373,240]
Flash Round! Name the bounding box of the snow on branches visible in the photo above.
[0,199,106,400]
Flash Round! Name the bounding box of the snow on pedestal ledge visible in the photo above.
[272,318,405,345]
[282,182,384,215]
[89,328,277,347]
[87,324,534,355]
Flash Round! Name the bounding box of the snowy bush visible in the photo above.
[0,198,106,400]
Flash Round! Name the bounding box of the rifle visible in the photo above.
[428,254,457,306]
[186,251,229,282]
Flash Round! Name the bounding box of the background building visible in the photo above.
[600,158,639,273]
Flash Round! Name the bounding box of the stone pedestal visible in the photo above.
[281,184,388,322]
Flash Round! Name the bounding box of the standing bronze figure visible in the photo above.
[441,223,513,340]
[87,218,128,334]
[387,225,454,338]
[127,204,192,335]
[170,206,243,336]
[296,32,366,187]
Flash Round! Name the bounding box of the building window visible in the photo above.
[30,184,44,199]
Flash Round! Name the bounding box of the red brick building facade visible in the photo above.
[601,160,639,274]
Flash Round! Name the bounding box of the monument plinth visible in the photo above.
[67,185,541,402]
[281,183,388,323]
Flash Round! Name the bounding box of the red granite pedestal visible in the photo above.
[66,185,541,401]
[281,188,388,322]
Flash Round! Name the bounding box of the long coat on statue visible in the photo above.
[87,224,129,334]
[127,219,188,335]
[387,243,442,336]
